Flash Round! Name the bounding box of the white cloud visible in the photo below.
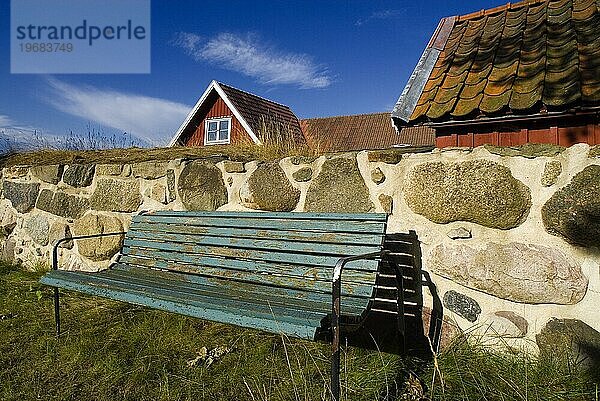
[45,78,191,146]
[355,9,404,26]
[0,115,13,127]
[174,32,331,89]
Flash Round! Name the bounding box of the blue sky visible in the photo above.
[1,0,504,147]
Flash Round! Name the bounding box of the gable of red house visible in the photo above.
[169,80,305,147]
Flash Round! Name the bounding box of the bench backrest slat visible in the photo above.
[136,212,387,234]
[120,250,377,298]
[132,221,384,246]
[126,228,382,257]
[121,239,379,272]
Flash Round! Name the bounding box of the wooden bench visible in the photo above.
[40,211,442,400]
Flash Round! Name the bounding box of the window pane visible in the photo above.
[208,121,217,131]
[219,120,229,130]
[219,129,229,141]
[207,131,217,142]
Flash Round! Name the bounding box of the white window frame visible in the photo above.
[204,117,232,145]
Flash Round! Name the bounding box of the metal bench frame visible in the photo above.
[47,212,443,401]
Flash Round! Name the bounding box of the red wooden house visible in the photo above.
[170,80,436,150]
[392,0,600,148]
[169,80,304,147]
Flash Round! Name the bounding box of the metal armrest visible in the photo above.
[52,232,127,271]
[331,249,390,401]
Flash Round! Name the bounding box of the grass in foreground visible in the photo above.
[1,262,598,401]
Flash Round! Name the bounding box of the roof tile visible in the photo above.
[398,0,600,123]
[410,103,431,120]
[480,90,513,113]
[218,82,304,144]
[582,81,600,102]
[452,93,484,116]
[466,64,494,83]
[461,79,489,98]
[510,85,544,110]
[428,97,458,119]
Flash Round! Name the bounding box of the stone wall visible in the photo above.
[1,144,599,353]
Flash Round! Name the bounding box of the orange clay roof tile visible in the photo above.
[397,0,600,123]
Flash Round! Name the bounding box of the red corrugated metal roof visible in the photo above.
[300,113,434,151]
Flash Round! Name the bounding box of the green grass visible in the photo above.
[1,261,598,401]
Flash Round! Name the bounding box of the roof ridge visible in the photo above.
[301,112,392,121]
[216,81,293,111]
[456,0,548,21]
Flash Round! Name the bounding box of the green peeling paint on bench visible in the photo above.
[132,213,387,234]
[41,211,446,401]
[42,212,388,339]
[121,239,380,272]
[40,271,320,340]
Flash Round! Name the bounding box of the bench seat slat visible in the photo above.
[133,221,384,247]
[105,266,368,315]
[125,230,382,257]
[43,268,348,317]
[41,270,322,340]
[121,240,380,272]
[133,214,386,234]
[119,252,377,297]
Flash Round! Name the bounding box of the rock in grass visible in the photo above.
[537,319,600,371]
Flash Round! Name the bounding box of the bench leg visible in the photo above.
[332,277,341,401]
[53,287,61,336]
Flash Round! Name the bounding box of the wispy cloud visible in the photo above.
[355,9,405,26]
[173,32,331,89]
[45,79,191,146]
[0,115,13,127]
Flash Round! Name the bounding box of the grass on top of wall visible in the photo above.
[1,261,598,401]
[0,123,324,168]
[0,142,321,169]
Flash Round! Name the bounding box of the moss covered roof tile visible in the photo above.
[396,0,600,124]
